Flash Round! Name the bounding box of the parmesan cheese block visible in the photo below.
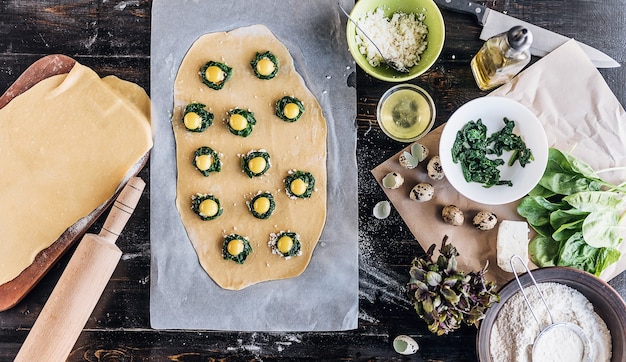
[496,220,530,273]
[0,63,152,285]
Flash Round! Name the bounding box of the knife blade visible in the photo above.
[433,0,620,68]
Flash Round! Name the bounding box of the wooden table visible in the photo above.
[1,1,624,360]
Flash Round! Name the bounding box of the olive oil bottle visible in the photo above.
[471,26,533,91]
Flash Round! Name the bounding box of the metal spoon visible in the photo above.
[338,3,409,73]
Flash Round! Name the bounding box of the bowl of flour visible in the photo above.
[345,0,445,82]
[477,267,626,362]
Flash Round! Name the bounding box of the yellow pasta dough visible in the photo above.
[173,25,327,290]
[0,63,152,285]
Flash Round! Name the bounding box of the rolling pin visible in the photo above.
[15,176,146,362]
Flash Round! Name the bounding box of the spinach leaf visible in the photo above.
[528,235,559,267]
[517,148,625,277]
[582,210,623,248]
[557,232,602,274]
[564,191,626,212]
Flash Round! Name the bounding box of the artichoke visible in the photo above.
[407,235,500,335]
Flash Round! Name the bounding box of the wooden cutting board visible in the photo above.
[0,54,149,311]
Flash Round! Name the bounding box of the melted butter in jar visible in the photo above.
[377,84,435,142]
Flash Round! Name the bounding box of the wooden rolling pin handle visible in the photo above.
[99,177,146,243]
[14,176,146,362]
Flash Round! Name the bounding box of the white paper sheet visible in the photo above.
[149,0,358,331]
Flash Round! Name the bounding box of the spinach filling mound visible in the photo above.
[182,103,214,132]
[275,96,305,122]
[269,231,302,258]
[241,150,271,178]
[284,170,315,198]
[200,60,233,90]
[248,192,276,219]
[222,234,253,264]
[191,193,223,221]
[227,108,257,137]
[250,51,279,80]
[193,146,221,176]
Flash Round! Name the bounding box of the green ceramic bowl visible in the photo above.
[346,0,445,82]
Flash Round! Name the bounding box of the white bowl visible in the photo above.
[439,97,548,205]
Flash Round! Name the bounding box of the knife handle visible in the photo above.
[432,0,488,25]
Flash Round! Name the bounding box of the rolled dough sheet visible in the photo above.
[173,25,327,290]
[0,63,152,285]
[150,0,358,331]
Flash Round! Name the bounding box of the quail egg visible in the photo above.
[393,335,419,355]
[399,151,419,169]
[373,200,392,219]
[442,205,464,226]
[473,211,498,230]
[399,142,430,169]
[382,172,404,189]
[409,183,434,202]
[411,142,429,162]
[426,156,445,180]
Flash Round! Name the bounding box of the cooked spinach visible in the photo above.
[451,118,533,187]
[270,231,301,258]
[182,103,213,132]
[227,108,257,137]
[284,170,315,198]
[275,96,305,122]
[191,193,223,221]
[249,192,276,219]
[200,60,232,90]
[241,150,271,178]
[250,51,279,80]
[222,234,253,264]
[193,146,221,176]
[517,148,625,276]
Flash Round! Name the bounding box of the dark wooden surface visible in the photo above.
[1,1,625,361]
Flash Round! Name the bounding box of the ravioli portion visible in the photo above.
[173,25,327,290]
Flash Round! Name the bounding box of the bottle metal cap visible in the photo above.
[507,25,533,51]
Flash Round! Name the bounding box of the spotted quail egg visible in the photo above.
[409,183,434,202]
[473,211,498,230]
[426,156,445,180]
[382,172,404,189]
[410,142,429,162]
[442,205,464,226]
[373,200,391,219]
[399,151,419,169]
[393,335,419,355]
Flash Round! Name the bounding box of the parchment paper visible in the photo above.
[150,0,358,331]
[373,40,626,287]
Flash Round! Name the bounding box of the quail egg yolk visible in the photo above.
[195,154,213,171]
[283,103,300,119]
[198,199,219,217]
[248,156,267,174]
[205,65,225,83]
[253,197,271,214]
[184,112,202,130]
[229,113,248,131]
[256,58,276,76]
[289,178,307,196]
[227,239,245,256]
[277,235,294,254]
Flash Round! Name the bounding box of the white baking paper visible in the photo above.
[150,0,358,331]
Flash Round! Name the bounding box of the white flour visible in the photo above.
[490,282,612,362]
